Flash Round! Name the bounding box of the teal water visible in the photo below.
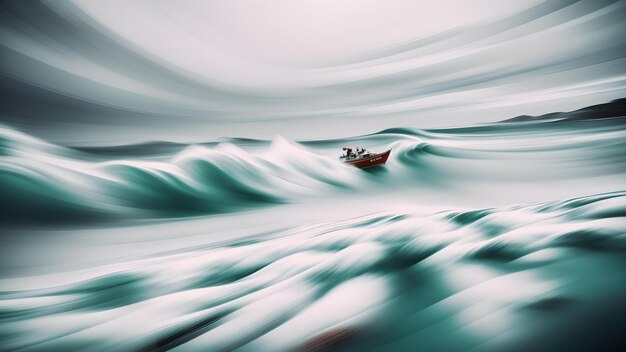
[1,118,625,351]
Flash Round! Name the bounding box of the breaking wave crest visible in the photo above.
[1,129,362,222]
[2,118,626,223]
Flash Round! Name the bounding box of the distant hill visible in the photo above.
[502,98,626,123]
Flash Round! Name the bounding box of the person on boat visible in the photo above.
[343,147,353,157]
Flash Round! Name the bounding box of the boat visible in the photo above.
[340,149,391,169]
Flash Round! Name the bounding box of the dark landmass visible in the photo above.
[502,98,626,123]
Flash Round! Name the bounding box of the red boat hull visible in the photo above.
[343,149,391,169]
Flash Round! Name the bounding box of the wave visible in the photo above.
[2,119,626,223]
[1,130,365,222]
[1,191,624,350]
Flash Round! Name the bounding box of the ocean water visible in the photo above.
[1,118,626,351]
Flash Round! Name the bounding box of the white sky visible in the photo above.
[2,0,624,144]
[73,0,544,88]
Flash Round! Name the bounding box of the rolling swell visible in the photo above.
[1,191,625,351]
[1,119,625,350]
[2,118,626,224]
[0,129,364,223]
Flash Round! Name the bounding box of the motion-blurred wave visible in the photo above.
[2,106,626,351]
[2,107,625,223]
[1,190,624,351]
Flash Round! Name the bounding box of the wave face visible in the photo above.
[2,117,626,223]
[1,118,626,351]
